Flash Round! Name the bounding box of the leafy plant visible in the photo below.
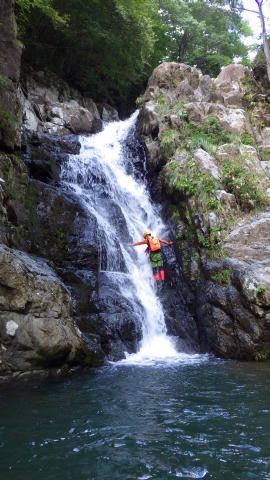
[207,198,219,210]
[257,285,266,295]
[135,95,144,108]
[197,233,210,248]
[160,129,181,156]
[173,102,187,119]
[255,344,270,361]
[221,156,269,211]
[240,133,255,145]
[164,158,221,212]
[212,269,231,285]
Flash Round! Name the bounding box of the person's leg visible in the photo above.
[150,253,160,281]
[156,252,165,281]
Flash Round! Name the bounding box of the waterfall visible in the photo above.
[61,111,180,362]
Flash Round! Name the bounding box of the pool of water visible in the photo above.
[0,356,270,480]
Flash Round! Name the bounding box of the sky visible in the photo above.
[242,0,270,44]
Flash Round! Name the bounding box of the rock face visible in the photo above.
[0,244,104,376]
[0,0,22,150]
[139,62,270,360]
[0,127,143,374]
[20,71,103,136]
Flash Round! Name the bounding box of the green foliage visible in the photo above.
[160,129,181,156]
[212,269,231,285]
[156,102,171,119]
[15,0,160,111]
[207,198,219,210]
[157,0,250,77]
[14,0,251,110]
[172,207,181,223]
[197,233,210,248]
[261,152,270,162]
[255,344,270,362]
[193,251,200,262]
[165,158,221,211]
[135,95,145,108]
[15,0,68,30]
[240,133,255,146]
[172,102,187,119]
[257,285,266,295]
[178,117,238,154]
[221,156,269,211]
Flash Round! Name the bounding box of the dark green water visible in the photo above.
[0,356,270,480]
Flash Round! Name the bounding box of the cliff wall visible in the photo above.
[139,62,270,360]
[0,0,22,150]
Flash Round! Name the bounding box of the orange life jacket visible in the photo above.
[147,235,161,252]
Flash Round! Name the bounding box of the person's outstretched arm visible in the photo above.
[159,238,174,245]
[128,240,147,247]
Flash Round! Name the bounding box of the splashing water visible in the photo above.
[61,112,184,362]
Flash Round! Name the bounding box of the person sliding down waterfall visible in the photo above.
[129,231,173,282]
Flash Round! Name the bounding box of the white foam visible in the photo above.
[62,112,188,363]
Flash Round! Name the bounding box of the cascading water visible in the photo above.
[60,111,183,362]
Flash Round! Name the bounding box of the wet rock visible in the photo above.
[158,247,199,353]
[97,103,119,122]
[79,271,143,360]
[0,244,104,374]
[23,131,81,183]
[0,0,22,150]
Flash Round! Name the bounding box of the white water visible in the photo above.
[61,112,182,362]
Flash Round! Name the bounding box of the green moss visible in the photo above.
[55,228,70,259]
[193,251,200,262]
[0,73,9,89]
[0,108,19,148]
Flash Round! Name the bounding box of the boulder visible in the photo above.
[223,210,270,262]
[97,103,119,122]
[260,127,270,152]
[193,148,220,179]
[185,102,249,135]
[0,244,104,375]
[147,62,200,92]
[213,64,248,107]
[23,131,81,183]
[20,72,103,136]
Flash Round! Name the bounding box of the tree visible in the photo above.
[14,0,253,109]
[231,0,270,82]
[252,1,270,81]
[157,0,250,76]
